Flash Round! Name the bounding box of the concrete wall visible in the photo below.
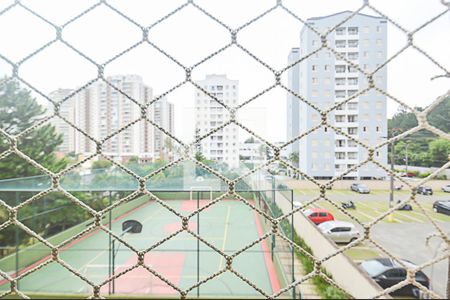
[246,174,389,299]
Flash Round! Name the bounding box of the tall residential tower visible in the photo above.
[195,74,239,169]
[287,11,388,179]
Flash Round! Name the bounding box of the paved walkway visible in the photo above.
[275,235,321,299]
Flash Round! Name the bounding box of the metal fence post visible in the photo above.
[291,189,296,299]
[15,191,19,288]
[108,191,112,294]
[197,190,200,298]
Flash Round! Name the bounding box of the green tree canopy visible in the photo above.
[0,79,67,179]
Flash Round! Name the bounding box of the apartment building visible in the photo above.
[287,11,388,179]
[48,88,76,154]
[195,74,239,169]
[50,75,174,162]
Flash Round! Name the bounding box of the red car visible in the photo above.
[303,208,335,225]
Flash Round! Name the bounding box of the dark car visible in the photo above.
[351,183,370,194]
[417,186,433,195]
[433,200,450,216]
[360,258,429,298]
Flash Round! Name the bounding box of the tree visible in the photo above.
[91,159,113,170]
[289,152,299,166]
[429,138,450,167]
[0,79,70,248]
[0,79,67,179]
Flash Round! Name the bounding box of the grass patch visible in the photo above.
[344,247,380,261]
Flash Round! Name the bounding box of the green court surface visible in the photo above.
[0,198,287,298]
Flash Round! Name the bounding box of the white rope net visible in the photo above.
[0,0,449,299]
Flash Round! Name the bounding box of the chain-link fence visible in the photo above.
[0,0,449,299]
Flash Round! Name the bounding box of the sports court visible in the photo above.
[0,196,286,298]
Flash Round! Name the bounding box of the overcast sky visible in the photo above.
[0,0,448,145]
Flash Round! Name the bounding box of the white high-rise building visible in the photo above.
[48,88,76,154]
[195,74,239,169]
[287,11,388,179]
[49,75,174,162]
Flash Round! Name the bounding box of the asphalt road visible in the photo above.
[290,190,449,297]
[371,222,449,298]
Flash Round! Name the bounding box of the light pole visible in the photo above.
[110,220,143,294]
[404,142,409,174]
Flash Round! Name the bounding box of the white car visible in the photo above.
[442,184,450,193]
[318,221,360,244]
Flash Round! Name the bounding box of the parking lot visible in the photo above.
[291,188,450,297]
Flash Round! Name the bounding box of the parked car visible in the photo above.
[350,183,370,194]
[399,172,415,178]
[433,200,450,215]
[318,221,359,244]
[360,258,430,298]
[441,184,450,193]
[417,186,433,195]
[303,208,334,225]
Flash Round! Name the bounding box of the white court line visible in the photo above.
[218,205,231,271]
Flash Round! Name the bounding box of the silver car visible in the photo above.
[318,221,360,244]
[442,184,450,193]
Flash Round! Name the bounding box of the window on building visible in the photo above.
[376,101,383,109]
[363,51,369,58]
[348,77,358,85]
[324,90,331,96]
[348,52,359,60]
[312,140,318,147]
[363,126,367,132]
[336,140,345,147]
[335,40,346,48]
[312,77,318,84]
[348,115,357,122]
[376,113,383,120]
[336,104,344,110]
[376,26,381,32]
[363,26,370,33]
[336,77,346,85]
[336,152,346,159]
[348,127,358,135]
[324,77,331,85]
[348,65,358,73]
[335,90,346,98]
[312,65,317,71]
[376,39,382,46]
[348,40,359,47]
[324,64,330,71]
[335,115,345,122]
[363,39,370,46]
[336,27,345,35]
[312,90,319,97]
[363,64,369,70]
[348,140,357,147]
[348,27,358,35]
[336,65,346,73]
[348,90,358,97]
[376,126,380,132]
[312,152,318,158]
[376,51,383,58]
[348,152,358,159]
